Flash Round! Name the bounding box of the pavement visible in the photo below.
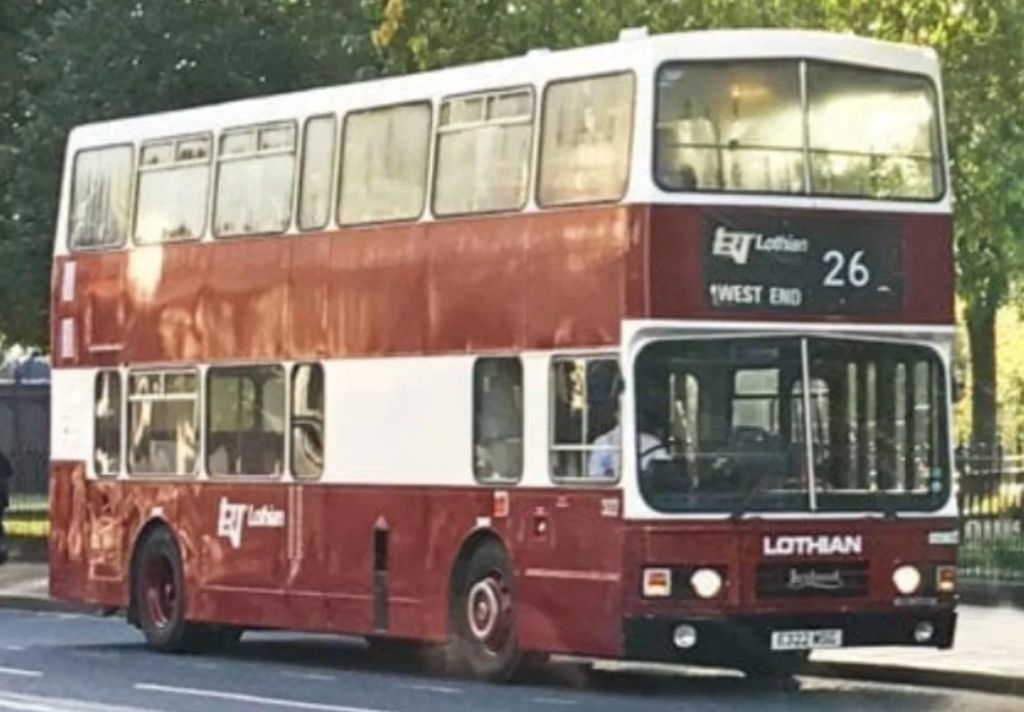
[2,562,1024,703]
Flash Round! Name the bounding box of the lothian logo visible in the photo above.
[711,226,809,266]
[763,534,863,557]
[217,497,286,549]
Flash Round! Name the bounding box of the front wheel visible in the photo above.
[449,541,521,682]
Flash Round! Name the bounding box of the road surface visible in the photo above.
[0,609,1019,712]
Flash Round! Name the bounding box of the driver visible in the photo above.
[588,406,667,479]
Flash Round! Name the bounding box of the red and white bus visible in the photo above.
[48,27,959,681]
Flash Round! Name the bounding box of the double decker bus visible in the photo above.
[48,27,959,682]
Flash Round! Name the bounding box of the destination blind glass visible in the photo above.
[702,214,903,314]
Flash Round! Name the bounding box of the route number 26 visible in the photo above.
[822,250,871,288]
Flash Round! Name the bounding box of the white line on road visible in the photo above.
[0,646,26,652]
[0,668,42,678]
[134,684,391,712]
[0,691,164,712]
[399,683,463,695]
[282,672,337,682]
[0,698,54,712]
[529,698,578,707]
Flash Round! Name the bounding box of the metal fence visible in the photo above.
[957,450,1024,582]
[1,379,50,537]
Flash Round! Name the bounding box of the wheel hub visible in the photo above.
[468,579,501,641]
[465,574,513,654]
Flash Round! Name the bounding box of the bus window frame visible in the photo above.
[650,57,947,204]
[471,355,525,486]
[431,84,537,219]
[132,131,214,247]
[212,119,300,240]
[290,361,325,481]
[337,99,434,228]
[125,366,201,479]
[548,351,623,486]
[67,142,136,254]
[297,114,339,233]
[535,70,637,210]
[204,362,288,482]
[93,368,124,478]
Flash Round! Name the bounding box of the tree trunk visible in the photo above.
[967,303,998,456]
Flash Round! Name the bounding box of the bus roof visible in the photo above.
[64,27,941,150]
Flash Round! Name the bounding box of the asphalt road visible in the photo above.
[0,609,1020,712]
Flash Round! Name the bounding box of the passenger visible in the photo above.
[0,452,12,565]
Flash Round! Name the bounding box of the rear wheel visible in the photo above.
[449,540,521,682]
[133,527,241,653]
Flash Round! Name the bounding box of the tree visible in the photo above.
[0,0,379,348]
[371,0,1024,451]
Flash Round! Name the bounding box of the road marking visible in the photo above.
[0,691,157,712]
[530,698,578,707]
[399,684,463,695]
[134,684,390,712]
[0,646,26,652]
[0,668,42,678]
[282,672,337,682]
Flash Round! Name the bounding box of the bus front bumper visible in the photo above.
[622,609,957,666]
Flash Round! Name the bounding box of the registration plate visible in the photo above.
[770,629,843,651]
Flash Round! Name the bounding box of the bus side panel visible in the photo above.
[426,219,528,352]
[512,490,624,657]
[122,244,208,364]
[79,251,125,367]
[287,235,331,360]
[192,483,293,627]
[48,461,89,603]
[329,224,430,357]
[85,479,127,585]
[287,484,328,631]
[521,209,633,351]
[205,239,289,362]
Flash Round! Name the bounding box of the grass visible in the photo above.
[3,506,49,538]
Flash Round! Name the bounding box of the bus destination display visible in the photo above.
[703,215,903,314]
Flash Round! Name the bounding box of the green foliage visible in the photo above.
[0,0,379,349]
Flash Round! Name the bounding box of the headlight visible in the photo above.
[690,568,723,599]
[642,568,671,598]
[893,565,922,595]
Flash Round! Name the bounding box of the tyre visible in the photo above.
[132,527,215,653]
[448,540,521,682]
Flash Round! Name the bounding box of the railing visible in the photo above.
[957,450,1024,582]
[2,382,50,538]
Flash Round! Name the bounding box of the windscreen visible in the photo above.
[634,336,950,514]
[655,60,942,200]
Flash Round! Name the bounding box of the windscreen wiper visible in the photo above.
[731,465,770,520]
